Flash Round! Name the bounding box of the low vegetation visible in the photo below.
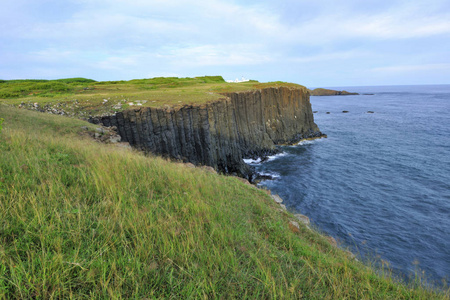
[1,102,448,298]
[0,76,302,118]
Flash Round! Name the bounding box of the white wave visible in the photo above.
[243,158,262,164]
[294,137,326,146]
[244,151,288,164]
[266,152,288,162]
[296,139,315,146]
[258,171,281,179]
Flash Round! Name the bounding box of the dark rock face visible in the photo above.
[91,87,324,179]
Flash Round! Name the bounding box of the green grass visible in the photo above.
[0,78,96,99]
[0,105,448,298]
[0,76,305,118]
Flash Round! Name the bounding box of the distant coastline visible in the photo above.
[309,88,359,96]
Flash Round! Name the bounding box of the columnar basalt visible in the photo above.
[92,86,324,179]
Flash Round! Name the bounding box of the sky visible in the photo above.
[1,0,450,87]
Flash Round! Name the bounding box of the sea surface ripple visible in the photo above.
[251,85,450,286]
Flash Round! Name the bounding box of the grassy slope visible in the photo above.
[1,105,448,298]
[0,77,304,118]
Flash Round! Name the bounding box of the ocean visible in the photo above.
[249,85,450,286]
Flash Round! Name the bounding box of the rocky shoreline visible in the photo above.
[309,88,359,96]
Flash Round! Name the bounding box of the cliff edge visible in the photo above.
[92,86,324,179]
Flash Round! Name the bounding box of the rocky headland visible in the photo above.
[90,86,325,180]
[3,77,325,180]
[309,88,359,96]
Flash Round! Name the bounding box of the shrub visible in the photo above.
[55,78,96,84]
[0,91,21,98]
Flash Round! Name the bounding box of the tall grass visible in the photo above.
[0,105,448,299]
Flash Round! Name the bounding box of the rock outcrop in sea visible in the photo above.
[90,86,324,180]
[309,88,359,96]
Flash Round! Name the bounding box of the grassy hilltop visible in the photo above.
[0,76,302,118]
[0,77,448,298]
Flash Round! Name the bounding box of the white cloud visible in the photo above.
[159,44,272,67]
[282,12,450,45]
[290,50,370,64]
[96,55,140,70]
[31,49,76,62]
[372,63,450,73]
[1,0,450,84]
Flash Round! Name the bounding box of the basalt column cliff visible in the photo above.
[94,86,324,179]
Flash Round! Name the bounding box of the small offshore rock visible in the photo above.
[367,111,374,113]
[326,112,330,114]
[342,110,349,113]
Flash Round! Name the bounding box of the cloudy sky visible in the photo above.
[1,0,450,87]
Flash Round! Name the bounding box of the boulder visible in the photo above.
[294,214,310,226]
[288,221,301,233]
[271,194,283,204]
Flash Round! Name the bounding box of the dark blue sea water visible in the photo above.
[250,85,450,286]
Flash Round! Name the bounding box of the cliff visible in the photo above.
[91,86,324,179]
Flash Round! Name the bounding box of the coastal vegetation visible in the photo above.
[0,76,300,118]
[0,77,448,298]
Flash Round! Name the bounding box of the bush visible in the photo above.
[195,76,225,83]
[0,80,75,98]
[0,118,4,134]
[55,78,96,84]
[0,91,21,98]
